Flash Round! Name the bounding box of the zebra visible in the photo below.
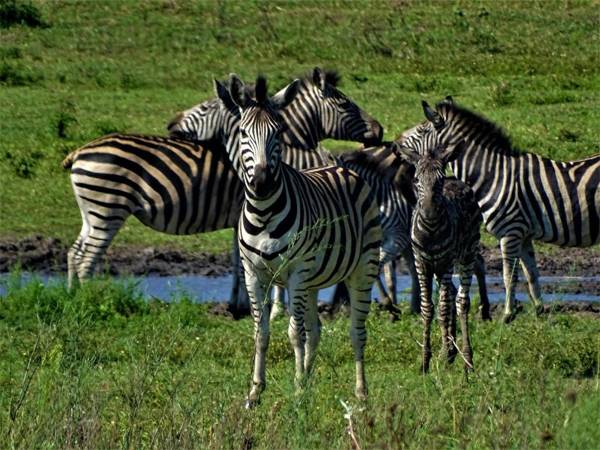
[220,75,382,407]
[168,68,381,170]
[168,68,383,314]
[323,144,490,319]
[399,98,600,322]
[396,140,482,373]
[63,70,383,316]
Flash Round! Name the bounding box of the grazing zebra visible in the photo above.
[221,75,382,407]
[397,140,482,373]
[63,70,383,312]
[400,98,600,322]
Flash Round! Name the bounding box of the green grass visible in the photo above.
[0,0,599,254]
[1,275,599,448]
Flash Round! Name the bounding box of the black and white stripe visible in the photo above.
[168,68,381,170]
[397,137,482,373]
[222,75,381,407]
[400,98,600,321]
[64,70,383,314]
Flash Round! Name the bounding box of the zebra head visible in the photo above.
[276,67,383,148]
[395,107,461,218]
[229,75,300,198]
[397,97,460,150]
[167,79,245,150]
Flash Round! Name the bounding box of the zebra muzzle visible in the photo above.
[252,163,271,196]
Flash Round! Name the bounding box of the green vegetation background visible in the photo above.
[1,2,600,448]
[1,0,598,254]
[1,275,599,448]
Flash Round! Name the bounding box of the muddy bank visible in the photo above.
[1,234,598,278]
[0,235,231,277]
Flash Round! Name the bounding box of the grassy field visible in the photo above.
[0,0,598,255]
[0,275,599,449]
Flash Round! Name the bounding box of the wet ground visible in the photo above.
[1,235,598,278]
[1,235,599,317]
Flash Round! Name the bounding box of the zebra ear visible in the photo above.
[422,100,445,129]
[255,75,268,105]
[394,143,420,166]
[214,79,236,111]
[312,67,326,91]
[229,74,247,108]
[444,95,454,104]
[272,79,300,110]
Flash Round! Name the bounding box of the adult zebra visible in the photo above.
[399,98,600,322]
[169,68,384,314]
[222,74,381,407]
[63,69,383,316]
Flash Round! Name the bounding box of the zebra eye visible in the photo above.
[240,129,248,139]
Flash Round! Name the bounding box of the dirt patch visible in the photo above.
[1,234,598,279]
[0,235,231,277]
[479,246,600,278]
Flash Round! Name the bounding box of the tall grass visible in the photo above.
[0,276,598,448]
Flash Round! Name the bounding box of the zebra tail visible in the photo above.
[61,150,79,169]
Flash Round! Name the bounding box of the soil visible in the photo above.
[1,235,598,279]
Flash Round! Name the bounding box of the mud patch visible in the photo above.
[1,234,598,282]
[0,235,231,277]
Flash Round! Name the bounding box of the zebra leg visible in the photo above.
[376,269,400,320]
[287,284,308,392]
[68,205,93,290]
[520,239,543,315]
[474,253,491,321]
[76,220,122,281]
[500,235,523,323]
[230,229,251,317]
[303,289,321,375]
[437,274,456,365]
[345,283,371,401]
[403,248,421,314]
[456,265,474,372]
[269,286,287,321]
[245,273,270,409]
[417,263,434,374]
[383,260,397,305]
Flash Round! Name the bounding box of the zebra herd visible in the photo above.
[63,68,600,405]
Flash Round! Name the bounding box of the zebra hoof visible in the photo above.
[479,306,492,321]
[502,311,516,324]
[534,303,544,316]
[355,387,368,402]
[244,397,259,410]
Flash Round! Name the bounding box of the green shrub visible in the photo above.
[0,0,48,28]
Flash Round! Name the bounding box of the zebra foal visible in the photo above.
[397,124,482,373]
[219,75,382,407]
[400,97,600,322]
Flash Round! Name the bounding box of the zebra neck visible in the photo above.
[279,87,323,151]
[450,139,517,204]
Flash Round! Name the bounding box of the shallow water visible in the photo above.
[1,272,599,303]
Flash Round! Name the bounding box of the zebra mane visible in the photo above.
[437,101,522,156]
[301,69,341,87]
[340,144,416,204]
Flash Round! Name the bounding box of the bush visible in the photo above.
[0,0,47,28]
